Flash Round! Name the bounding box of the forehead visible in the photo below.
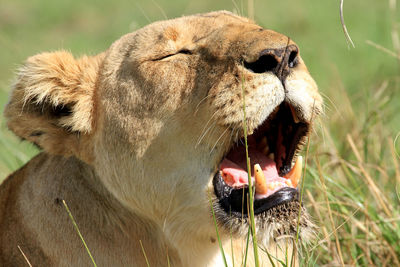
[161,11,257,39]
[126,11,293,61]
[134,12,258,45]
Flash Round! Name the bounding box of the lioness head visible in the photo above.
[5,11,321,265]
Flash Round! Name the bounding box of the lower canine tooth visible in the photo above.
[254,164,268,195]
[283,156,302,187]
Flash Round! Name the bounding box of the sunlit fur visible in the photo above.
[1,11,322,266]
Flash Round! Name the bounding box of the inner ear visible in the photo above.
[30,98,74,119]
[51,104,73,117]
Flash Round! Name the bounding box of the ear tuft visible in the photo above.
[4,50,104,157]
[16,51,102,132]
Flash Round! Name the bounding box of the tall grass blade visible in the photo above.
[316,158,345,266]
[62,200,97,267]
[17,245,33,267]
[209,193,228,267]
[295,103,316,244]
[241,72,259,266]
[340,0,355,47]
[229,211,235,267]
[242,227,251,267]
[139,240,150,267]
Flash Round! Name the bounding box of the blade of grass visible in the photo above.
[241,72,259,266]
[229,208,235,267]
[242,194,251,267]
[295,102,316,244]
[265,250,277,267]
[242,227,251,267]
[166,247,171,267]
[247,0,254,20]
[259,244,290,267]
[316,158,345,267]
[340,0,355,48]
[347,135,393,217]
[139,240,150,267]
[290,239,297,267]
[62,200,97,267]
[389,136,400,184]
[17,245,32,267]
[310,207,360,252]
[209,193,228,267]
[366,40,400,60]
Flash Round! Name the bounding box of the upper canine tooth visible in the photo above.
[283,156,302,187]
[254,164,268,195]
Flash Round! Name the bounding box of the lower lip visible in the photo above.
[213,171,299,217]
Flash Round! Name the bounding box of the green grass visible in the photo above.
[241,66,260,266]
[62,200,97,267]
[1,0,399,265]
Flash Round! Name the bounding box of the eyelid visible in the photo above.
[153,49,193,61]
[178,49,192,55]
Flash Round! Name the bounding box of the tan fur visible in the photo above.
[1,11,322,266]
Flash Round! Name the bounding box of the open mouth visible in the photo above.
[213,102,309,218]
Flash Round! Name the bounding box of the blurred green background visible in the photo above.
[1,0,400,264]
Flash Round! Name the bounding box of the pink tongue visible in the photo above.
[220,148,279,188]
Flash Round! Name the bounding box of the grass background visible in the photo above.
[0,0,399,265]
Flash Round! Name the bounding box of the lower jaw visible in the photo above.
[212,171,299,219]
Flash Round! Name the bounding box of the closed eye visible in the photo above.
[153,49,192,61]
[178,49,192,55]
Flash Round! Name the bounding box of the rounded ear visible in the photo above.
[4,51,104,158]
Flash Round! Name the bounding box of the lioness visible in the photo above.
[0,11,322,266]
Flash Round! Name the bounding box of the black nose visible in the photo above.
[243,44,299,81]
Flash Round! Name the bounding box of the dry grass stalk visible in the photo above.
[365,40,400,60]
[340,0,355,48]
[17,245,33,267]
[346,135,393,218]
[316,159,345,267]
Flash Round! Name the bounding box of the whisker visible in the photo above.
[196,111,219,147]
[196,121,217,148]
[210,127,229,155]
[228,127,235,145]
[194,94,213,115]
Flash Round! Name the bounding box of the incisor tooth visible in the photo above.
[285,179,293,187]
[283,156,302,187]
[254,164,268,195]
[221,171,235,185]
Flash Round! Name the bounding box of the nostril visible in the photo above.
[243,54,278,74]
[288,51,298,68]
